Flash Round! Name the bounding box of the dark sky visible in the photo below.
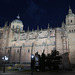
[0,0,75,31]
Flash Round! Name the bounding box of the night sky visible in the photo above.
[0,0,75,31]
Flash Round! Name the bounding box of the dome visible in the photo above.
[11,14,23,25]
[11,15,24,31]
[11,19,23,24]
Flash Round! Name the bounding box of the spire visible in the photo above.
[47,23,50,30]
[37,26,39,31]
[27,26,29,32]
[69,5,72,14]
[62,21,65,28]
[17,14,20,19]
[4,21,8,27]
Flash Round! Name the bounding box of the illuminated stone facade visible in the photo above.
[0,7,75,68]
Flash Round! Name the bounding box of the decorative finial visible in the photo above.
[27,26,29,32]
[48,23,50,29]
[4,21,8,27]
[69,5,72,14]
[62,21,65,28]
[17,14,20,19]
[37,26,39,31]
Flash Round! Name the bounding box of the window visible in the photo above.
[72,30,73,32]
[8,50,9,54]
[30,33,33,35]
[54,41,56,45]
[28,49,30,53]
[13,25,14,29]
[16,25,19,28]
[17,49,19,53]
[50,31,52,33]
[71,20,72,23]
[69,30,71,33]
[40,32,42,34]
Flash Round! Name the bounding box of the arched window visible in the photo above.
[69,30,71,33]
[17,49,19,53]
[13,25,14,29]
[28,49,30,53]
[72,30,73,32]
[71,20,72,23]
[17,25,19,28]
[50,31,51,33]
[8,50,9,54]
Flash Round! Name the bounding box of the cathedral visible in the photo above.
[0,6,75,69]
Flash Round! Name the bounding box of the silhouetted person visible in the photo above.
[41,50,45,71]
[35,52,40,71]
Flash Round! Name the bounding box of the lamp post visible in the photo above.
[31,43,34,75]
[31,54,34,75]
[2,56,8,73]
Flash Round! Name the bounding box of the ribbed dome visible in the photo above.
[11,14,23,24]
[11,19,23,24]
[11,15,24,31]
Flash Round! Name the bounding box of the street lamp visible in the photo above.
[31,55,34,59]
[2,56,8,73]
[31,54,34,75]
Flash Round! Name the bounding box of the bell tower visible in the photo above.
[65,6,75,33]
[65,6,75,64]
[66,6,75,25]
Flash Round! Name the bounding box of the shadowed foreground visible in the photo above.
[0,71,75,75]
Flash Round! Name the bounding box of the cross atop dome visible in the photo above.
[17,14,20,19]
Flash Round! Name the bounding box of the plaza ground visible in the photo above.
[0,70,75,75]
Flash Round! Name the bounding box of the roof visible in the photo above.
[11,19,23,24]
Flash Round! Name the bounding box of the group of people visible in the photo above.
[31,50,62,71]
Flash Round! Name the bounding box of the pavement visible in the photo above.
[0,71,31,75]
[0,70,31,75]
[0,70,75,75]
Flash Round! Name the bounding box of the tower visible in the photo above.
[66,6,75,25]
[65,6,75,64]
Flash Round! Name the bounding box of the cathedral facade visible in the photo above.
[0,7,75,68]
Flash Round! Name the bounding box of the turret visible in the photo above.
[62,22,65,28]
[69,6,72,14]
[66,6,75,25]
